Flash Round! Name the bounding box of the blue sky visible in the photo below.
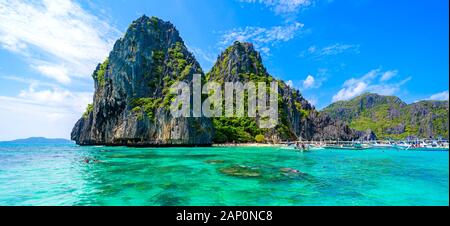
[0,0,448,140]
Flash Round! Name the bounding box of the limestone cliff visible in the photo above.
[206,41,358,142]
[71,16,213,146]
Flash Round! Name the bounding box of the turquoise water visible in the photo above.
[0,143,448,206]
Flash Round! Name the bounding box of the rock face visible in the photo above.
[306,111,361,141]
[356,129,378,141]
[71,16,213,146]
[322,93,449,139]
[207,41,358,142]
[407,100,449,139]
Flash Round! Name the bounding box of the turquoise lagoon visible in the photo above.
[0,143,448,206]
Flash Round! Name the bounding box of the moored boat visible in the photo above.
[323,142,372,150]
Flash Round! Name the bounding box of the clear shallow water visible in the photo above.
[0,143,448,206]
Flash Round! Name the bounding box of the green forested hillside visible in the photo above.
[322,93,449,139]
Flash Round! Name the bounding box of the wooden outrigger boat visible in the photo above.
[323,142,372,150]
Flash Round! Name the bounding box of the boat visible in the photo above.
[323,142,372,150]
[371,141,393,148]
[295,144,310,152]
[392,142,411,150]
[308,144,325,150]
[280,144,297,150]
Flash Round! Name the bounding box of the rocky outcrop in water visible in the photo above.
[71,16,213,146]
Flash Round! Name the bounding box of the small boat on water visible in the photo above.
[295,143,310,152]
[323,142,372,150]
[371,141,393,148]
[280,145,310,152]
[308,145,325,150]
[280,143,297,150]
[392,142,411,150]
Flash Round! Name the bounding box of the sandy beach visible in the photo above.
[212,143,284,147]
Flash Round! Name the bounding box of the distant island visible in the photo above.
[71,15,449,147]
[0,137,73,145]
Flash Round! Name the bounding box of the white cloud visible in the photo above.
[286,80,294,88]
[333,81,368,102]
[0,96,85,140]
[303,43,360,59]
[282,69,327,93]
[188,46,216,64]
[259,47,271,54]
[33,64,71,84]
[321,43,360,56]
[380,70,398,82]
[187,46,217,71]
[427,90,449,101]
[299,69,328,90]
[332,69,410,102]
[306,95,318,107]
[303,75,315,89]
[307,45,316,53]
[0,35,28,53]
[239,0,313,14]
[219,22,304,54]
[0,0,121,84]
[0,81,92,140]
[16,81,91,112]
[1,75,57,89]
[359,68,379,81]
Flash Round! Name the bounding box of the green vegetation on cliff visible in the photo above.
[212,117,264,143]
[131,97,163,121]
[82,104,93,119]
[206,41,312,143]
[167,42,192,81]
[93,58,109,87]
[255,134,265,143]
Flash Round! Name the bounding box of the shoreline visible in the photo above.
[67,139,450,150]
[212,143,283,147]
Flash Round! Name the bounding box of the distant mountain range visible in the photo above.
[321,93,449,139]
[0,137,73,145]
